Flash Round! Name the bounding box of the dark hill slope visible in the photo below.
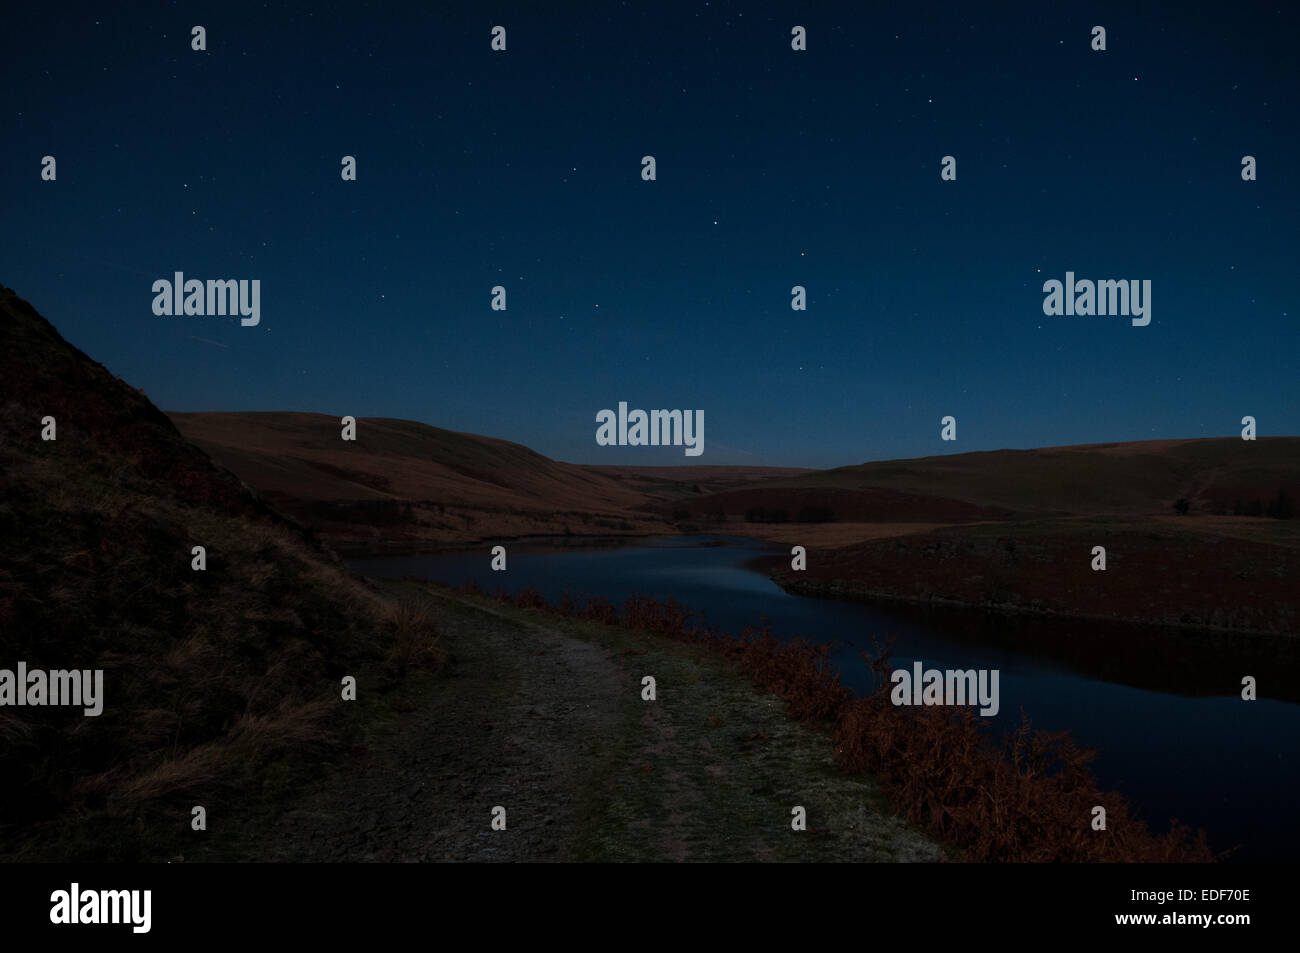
[0,286,415,860]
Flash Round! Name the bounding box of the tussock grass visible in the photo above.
[381,597,447,679]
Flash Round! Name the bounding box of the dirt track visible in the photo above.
[240,587,943,863]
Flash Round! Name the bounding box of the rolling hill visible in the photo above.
[691,438,1300,520]
[169,412,805,551]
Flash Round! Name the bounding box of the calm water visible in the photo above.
[351,534,1300,861]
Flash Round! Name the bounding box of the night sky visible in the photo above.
[4,1,1296,468]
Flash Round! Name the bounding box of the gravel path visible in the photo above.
[266,594,622,861]
[243,588,943,863]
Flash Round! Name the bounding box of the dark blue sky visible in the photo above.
[4,1,1296,467]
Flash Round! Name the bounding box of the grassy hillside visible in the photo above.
[0,286,441,860]
[169,414,811,553]
[170,411,676,551]
[170,411,657,511]
[770,516,1299,636]
[659,484,1011,524]
[587,464,814,504]
[709,438,1300,519]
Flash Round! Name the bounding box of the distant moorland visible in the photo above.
[173,412,1299,635]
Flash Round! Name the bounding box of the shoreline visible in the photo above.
[342,530,1296,642]
[764,570,1297,641]
[337,530,782,560]
[331,532,666,558]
